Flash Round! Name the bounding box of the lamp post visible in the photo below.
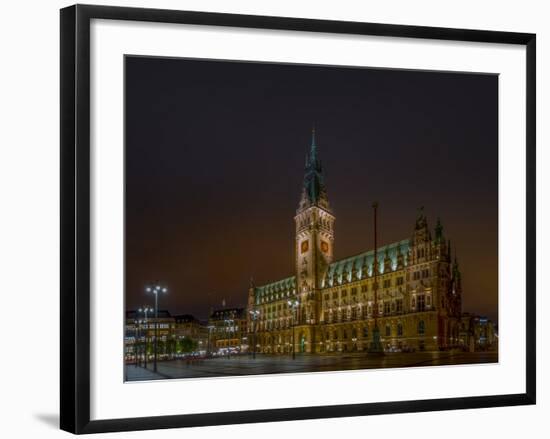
[224,318,234,359]
[207,325,215,357]
[138,306,153,368]
[249,309,260,359]
[133,319,142,367]
[287,299,299,360]
[146,284,167,373]
[368,202,384,354]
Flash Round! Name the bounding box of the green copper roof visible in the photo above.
[327,239,410,281]
[255,276,296,298]
[254,239,410,301]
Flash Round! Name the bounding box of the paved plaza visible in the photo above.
[125,350,498,381]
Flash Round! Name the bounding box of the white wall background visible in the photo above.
[0,0,546,437]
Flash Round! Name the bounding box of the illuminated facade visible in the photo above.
[208,308,248,353]
[247,129,463,354]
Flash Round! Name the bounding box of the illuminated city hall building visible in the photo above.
[247,130,463,354]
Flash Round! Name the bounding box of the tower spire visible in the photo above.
[297,126,330,212]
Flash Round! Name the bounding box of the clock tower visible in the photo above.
[294,128,335,328]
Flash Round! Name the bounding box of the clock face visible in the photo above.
[301,240,309,253]
[321,241,329,253]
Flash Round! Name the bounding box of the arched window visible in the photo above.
[418,320,425,335]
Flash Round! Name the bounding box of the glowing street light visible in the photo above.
[133,318,142,367]
[146,283,168,373]
[249,309,260,359]
[224,318,234,359]
[287,299,300,360]
[207,325,215,356]
[138,306,153,368]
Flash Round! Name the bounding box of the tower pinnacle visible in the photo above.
[298,127,330,213]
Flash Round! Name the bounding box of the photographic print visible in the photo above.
[124,56,498,382]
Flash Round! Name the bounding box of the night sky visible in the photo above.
[125,56,498,323]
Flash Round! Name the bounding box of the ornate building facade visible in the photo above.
[247,130,463,354]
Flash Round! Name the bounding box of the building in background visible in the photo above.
[458,313,497,352]
[208,308,248,354]
[247,130,465,354]
[174,314,209,353]
[125,310,175,362]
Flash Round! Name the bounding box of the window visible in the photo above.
[385,325,391,336]
[361,285,368,293]
[343,330,348,339]
[383,279,391,288]
[396,276,404,286]
[397,323,403,336]
[332,291,338,299]
[417,294,426,312]
[351,307,357,320]
[351,287,357,295]
[396,299,403,313]
[363,326,369,338]
[341,289,348,297]
[422,269,430,278]
[384,302,391,315]
[418,320,425,335]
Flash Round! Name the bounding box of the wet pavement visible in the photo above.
[125,350,498,381]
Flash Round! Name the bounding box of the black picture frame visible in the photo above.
[60,4,536,434]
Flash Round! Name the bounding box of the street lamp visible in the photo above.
[287,299,300,360]
[207,325,215,357]
[368,202,384,354]
[249,309,260,360]
[138,306,153,368]
[224,318,234,359]
[133,318,142,367]
[146,284,168,373]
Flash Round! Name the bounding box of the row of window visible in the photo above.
[412,269,430,280]
[324,277,406,301]
[127,323,172,329]
[323,299,404,322]
[258,293,432,324]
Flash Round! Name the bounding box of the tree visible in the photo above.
[178,337,198,353]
